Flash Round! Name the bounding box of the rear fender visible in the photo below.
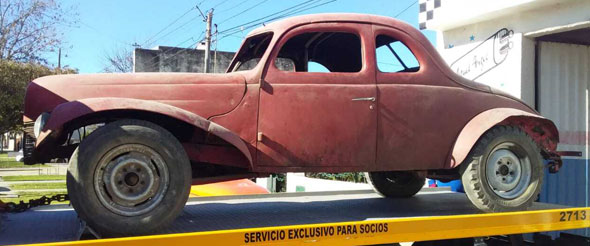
[449,108,559,168]
[38,97,253,167]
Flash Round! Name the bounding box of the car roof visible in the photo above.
[244,13,492,93]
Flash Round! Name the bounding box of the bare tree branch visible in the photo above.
[103,46,134,73]
[0,0,77,63]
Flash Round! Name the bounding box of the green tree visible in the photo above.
[0,60,76,135]
[0,0,77,144]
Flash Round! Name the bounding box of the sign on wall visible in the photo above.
[450,28,514,81]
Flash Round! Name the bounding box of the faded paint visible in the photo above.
[24,13,562,176]
[450,108,557,168]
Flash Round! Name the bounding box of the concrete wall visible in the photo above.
[135,46,296,73]
[430,0,590,108]
[134,46,235,73]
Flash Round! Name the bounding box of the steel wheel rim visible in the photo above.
[485,143,531,199]
[94,144,169,216]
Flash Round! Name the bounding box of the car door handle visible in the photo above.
[352,97,376,102]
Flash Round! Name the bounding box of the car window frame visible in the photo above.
[227,31,275,73]
[263,22,375,85]
[273,31,363,73]
[372,25,430,84]
[375,37,420,73]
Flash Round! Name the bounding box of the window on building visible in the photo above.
[275,32,362,73]
[376,35,419,73]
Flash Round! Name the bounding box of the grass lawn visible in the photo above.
[0,160,45,168]
[2,175,65,181]
[0,154,13,162]
[9,182,66,190]
[0,191,68,204]
[0,153,50,168]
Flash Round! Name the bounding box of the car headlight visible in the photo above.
[33,112,50,138]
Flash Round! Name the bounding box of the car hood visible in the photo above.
[24,72,247,122]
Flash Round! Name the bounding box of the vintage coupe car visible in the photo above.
[23,14,563,236]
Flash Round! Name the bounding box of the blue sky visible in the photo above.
[51,0,435,73]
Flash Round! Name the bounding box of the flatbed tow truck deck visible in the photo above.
[1,189,588,245]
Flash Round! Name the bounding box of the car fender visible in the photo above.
[38,97,253,166]
[449,107,558,168]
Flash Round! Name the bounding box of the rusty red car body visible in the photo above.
[24,13,560,174]
[21,13,565,236]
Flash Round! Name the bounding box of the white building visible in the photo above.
[1,132,22,152]
[419,0,589,237]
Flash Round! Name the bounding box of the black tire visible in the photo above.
[66,120,191,237]
[366,171,425,198]
[460,125,543,212]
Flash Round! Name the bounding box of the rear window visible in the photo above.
[375,35,419,73]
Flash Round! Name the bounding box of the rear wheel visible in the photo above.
[367,171,425,198]
[461,125,543,212]
[66,120,191,237]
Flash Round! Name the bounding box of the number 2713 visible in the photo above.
[559,211,587,222]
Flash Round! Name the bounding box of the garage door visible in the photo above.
[538,41,589,236]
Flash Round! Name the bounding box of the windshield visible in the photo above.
[228,32,273,72]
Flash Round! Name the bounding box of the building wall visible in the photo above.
[1,132,22,152]
[134,46,293,73]
[538,42,589,236]
[422,0,590,237]
[425,0,590,107]
[134,46,235,73]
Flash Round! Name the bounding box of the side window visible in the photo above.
[376,35,419,73]
[274,32,362,73]
[231,33,273,72]
[308,61,330,73]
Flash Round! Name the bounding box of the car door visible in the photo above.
[256,23,377,170]
[373,25,480,171]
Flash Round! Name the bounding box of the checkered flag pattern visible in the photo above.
[418,0,441,30]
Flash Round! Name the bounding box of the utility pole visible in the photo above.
[57,48,62,71]
[203,10,213,73]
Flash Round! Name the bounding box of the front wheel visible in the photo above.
[461,125,543,212]
[66,120,192,237]
[366,171,425,198]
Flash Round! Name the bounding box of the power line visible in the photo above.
[216,1,329,41]
[140,31,206,69]
[394,0,417,18]
[217,0,271,25]
[145,15,201,48]
[260,0,336,25]
[196,5,208,21]
[140,0,335,69]
[216,0,322,35]
[160,32,207,63]
[210,0,233,10]
[216,0,254,13]
[143,6,197,47]
[217,0,336,41]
